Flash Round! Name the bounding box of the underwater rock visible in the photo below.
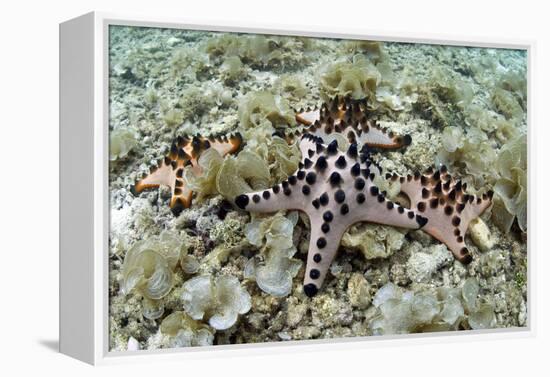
[346,273,371,309]
[127,336,140,351]
[285,297,308,328]
[406,244,453,283]
[181,275,251,330]
[469,218,495,251]
[311,295,353,327]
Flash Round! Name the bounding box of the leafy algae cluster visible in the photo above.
[108,26,528,351]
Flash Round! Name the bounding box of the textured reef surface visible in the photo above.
[108,26,528,351]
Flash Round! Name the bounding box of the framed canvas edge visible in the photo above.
[83,11,535,365]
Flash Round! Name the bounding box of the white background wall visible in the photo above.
[0,0,547,375]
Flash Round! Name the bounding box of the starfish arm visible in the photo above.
[133,132,242,214]
[295,108,320,126]
[294,96,412,149]
[355,180,426,229]
[233,181,310,213]
[302,216,347,297]
[354,121,412,149]
[395,166,493,263]
[134,154,192,214]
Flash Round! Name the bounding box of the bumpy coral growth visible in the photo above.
[342,223,405,260]
[205,34,311,69]
[181,275,251,330]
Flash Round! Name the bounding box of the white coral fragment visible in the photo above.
[181,275,251,330]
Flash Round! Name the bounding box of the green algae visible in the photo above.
[205,33,312,70]
[492,134,527,232]
[244,212,302,297]
[274,74,307,99]
[319,56,380,102]
[238,91,296,129]
[492,87,524,120]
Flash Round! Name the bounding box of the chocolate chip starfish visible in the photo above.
[133,133,242,215]
[234,134,427,297]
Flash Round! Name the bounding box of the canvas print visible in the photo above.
[108,25,527,352]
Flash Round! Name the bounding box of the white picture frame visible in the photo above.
[59,11,534,365]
